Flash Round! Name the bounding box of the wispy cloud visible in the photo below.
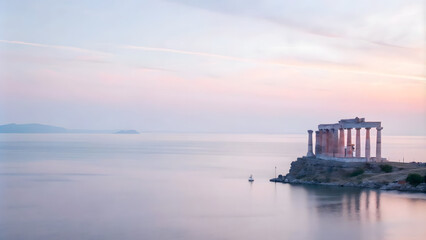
[121,45,253,62]
[121,45,426,81]
[167,0,423,50]
[257,16,422,51]
[2,40,424,81]
[0,40,111,56]
[135,65,177,72]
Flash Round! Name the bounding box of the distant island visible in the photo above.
[0,123,139,134]
[114,130,139,134]
[0,123,67,133]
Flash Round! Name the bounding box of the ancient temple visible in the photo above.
[306,117,385,162]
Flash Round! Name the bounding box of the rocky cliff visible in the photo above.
[272,157,426,193]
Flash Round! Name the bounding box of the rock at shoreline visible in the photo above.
[271,157,426,193]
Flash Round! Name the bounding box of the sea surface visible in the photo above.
[0,133,425,240]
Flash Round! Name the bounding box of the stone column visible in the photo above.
[315,131,321,155]
[326,129,332,156]
[339,128,345,157]
[376,127,383,162]
[321,129,327,156]
[365,128,371,162]
[333,128,338,157]
[346,128,352,157]
[307,130,314,157]
[355,128,361,157]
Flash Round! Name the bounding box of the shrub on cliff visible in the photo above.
[349,168,364,177]
[364,163,372,169]
[406,173,423,186]
[380,164,393,173]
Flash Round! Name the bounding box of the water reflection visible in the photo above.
[285,184,426,240]
[287,185,382,240]
[292,185,384,222]
[1,134,425,240]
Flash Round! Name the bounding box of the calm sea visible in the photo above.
[0,134,425,240]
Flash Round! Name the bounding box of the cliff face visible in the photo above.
[275,157,426,193]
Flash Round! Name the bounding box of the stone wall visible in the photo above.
[316,155,367,162]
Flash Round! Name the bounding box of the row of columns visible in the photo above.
[307,127,383,161]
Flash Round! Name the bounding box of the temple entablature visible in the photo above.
[318,121,381,130]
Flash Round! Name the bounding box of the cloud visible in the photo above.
[2,40,424,81]
[121,45,426,81]
[121,45,253,62]
[0,40,111,56]
[167,0,424,50]
[134,65,177,72]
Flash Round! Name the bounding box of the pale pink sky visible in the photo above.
[0,0,425,135]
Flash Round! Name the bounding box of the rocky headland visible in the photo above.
[0,123,139,134]
[271,157,426,193]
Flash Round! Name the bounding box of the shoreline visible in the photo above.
[271,157,426,193]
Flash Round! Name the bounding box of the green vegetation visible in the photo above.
[364,163,373,170]
[380,164,393,173]
[349,168,364,177]
[406,173,423,186]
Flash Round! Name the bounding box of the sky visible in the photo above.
[0,0,425,135]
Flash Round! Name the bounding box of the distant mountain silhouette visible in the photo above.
[0,123,139,134]
[0,123,67,133]
[114,130,139,134]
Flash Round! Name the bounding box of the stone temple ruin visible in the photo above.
[306,117,385,162]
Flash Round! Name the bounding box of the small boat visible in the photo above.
[248,174,254,182]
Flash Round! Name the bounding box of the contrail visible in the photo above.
[122,45,426,81]
[0,40,111,56]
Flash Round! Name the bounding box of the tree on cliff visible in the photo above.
[406,174,423,186]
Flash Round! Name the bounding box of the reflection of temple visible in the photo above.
[295,185,382,223]
[306,117,386,162]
